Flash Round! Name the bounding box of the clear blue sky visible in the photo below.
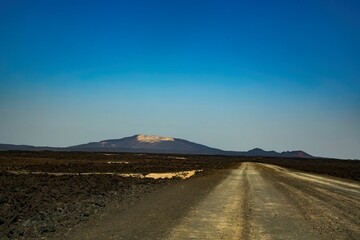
[1,0,359,159]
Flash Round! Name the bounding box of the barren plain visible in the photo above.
[0,151,359,239]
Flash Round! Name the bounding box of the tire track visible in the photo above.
[244,163,319,240]
[241,163,252,240]
[166,164,246,239]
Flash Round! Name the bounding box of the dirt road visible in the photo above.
[65,162,360,240]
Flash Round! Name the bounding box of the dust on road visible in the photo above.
[167,164,246,239]
[64,162,360,240]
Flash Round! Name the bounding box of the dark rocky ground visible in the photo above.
[252,156,360,181]
[0,151,358,239]
[0,173,169,239]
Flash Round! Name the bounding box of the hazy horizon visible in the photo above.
[1,0,359,159]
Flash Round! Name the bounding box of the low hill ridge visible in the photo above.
[0,134,313,158]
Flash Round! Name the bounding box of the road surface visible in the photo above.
[64,162,360,240]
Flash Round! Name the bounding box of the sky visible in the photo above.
[0,0,359,159]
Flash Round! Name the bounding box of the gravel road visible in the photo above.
[64,162,360,240]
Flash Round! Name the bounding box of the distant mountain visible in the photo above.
[0,134,313,158]
[0,144,38,151]
[228,148,312,158]
[0,143,60,151]
[66,134,222,155]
